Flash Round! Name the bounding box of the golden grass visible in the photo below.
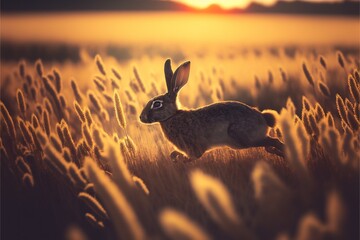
[159,208,211,240]
[0,48,359,240]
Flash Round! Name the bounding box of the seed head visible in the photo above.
[95,55,106,76]
[114,90,126,129]
[17,89,26,114]
[302,62,314,86]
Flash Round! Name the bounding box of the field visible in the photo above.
[1,13,359,240]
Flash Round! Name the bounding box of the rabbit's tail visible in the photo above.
[261,110,276,127]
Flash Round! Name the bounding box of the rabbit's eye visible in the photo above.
[151,100,163,110]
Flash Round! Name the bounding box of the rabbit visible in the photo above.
[140,59,284,162]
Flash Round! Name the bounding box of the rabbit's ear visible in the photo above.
[172,61,190,95]
[164,59,173,93]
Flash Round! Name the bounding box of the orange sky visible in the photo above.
[169,0,344,9]
[2,13,358,46]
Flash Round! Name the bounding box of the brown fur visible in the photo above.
[140,59,284,159]
[160,102,269,158]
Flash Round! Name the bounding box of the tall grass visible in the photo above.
[0,48,359,240]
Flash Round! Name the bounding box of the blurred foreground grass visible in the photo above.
[1,46,359,240]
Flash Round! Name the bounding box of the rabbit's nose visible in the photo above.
[140,114,147,123]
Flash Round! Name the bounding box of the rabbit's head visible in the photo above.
[140,59,190,123]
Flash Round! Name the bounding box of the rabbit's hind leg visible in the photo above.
[256,136,285,157]
[227,124,253,148]
[265,146,284,157]
[228,124,284,157]
[227,123,269,148]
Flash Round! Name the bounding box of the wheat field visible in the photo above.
[1,46,359,240]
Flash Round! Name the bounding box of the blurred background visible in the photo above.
[1,0,359,110]
[1,1,359,240]
[1,0,359,64]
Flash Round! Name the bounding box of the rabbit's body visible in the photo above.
[160,101,268,158]
[140,59,284,161]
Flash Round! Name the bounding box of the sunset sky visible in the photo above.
[168,0,344,9]
[1,0,357,45]
[1,0,358,12]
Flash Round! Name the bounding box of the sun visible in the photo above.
[170,0,256,9]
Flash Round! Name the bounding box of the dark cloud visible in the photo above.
[1,0,190,12]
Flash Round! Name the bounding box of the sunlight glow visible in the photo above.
[171,0,278,9]
[169,0,344,9]
[1,13,357,46]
